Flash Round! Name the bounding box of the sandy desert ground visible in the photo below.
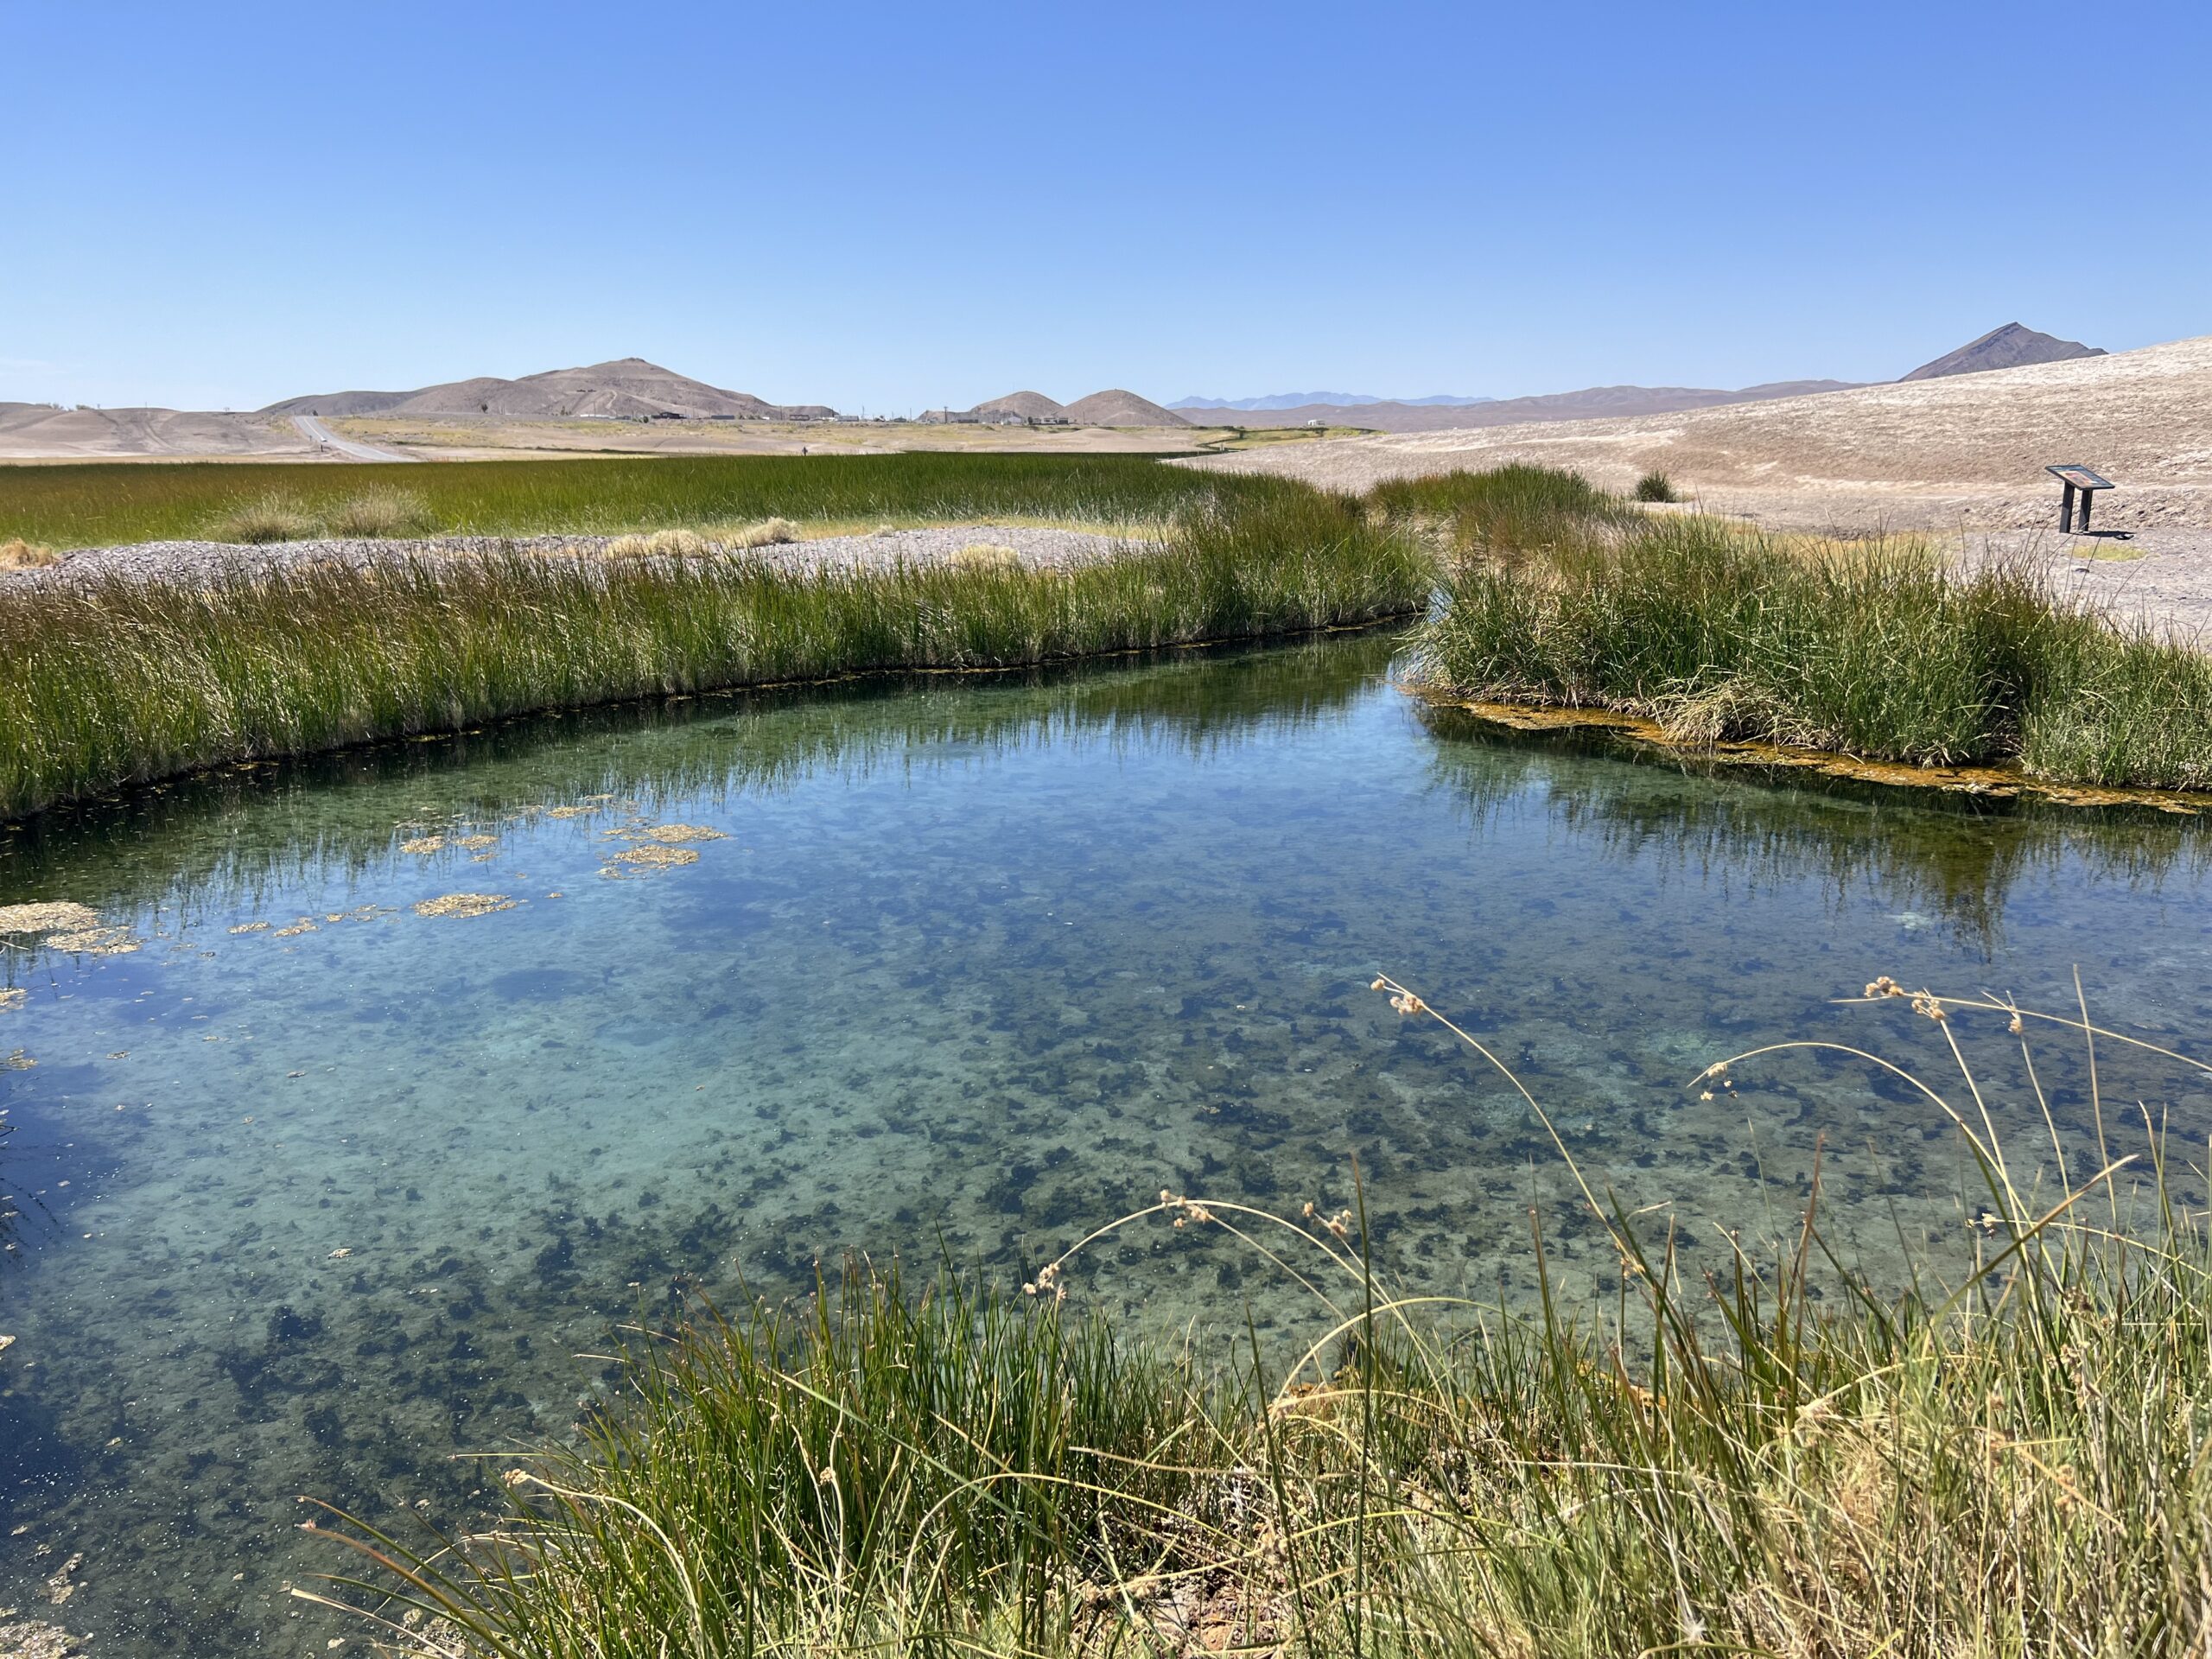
[0,404,311,461]
[1189,335,2212,535]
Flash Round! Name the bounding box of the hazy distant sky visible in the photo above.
[5,0,2208,412]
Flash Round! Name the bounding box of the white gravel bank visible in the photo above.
[3,524,1147,589]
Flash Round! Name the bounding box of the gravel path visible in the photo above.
[3,524,1145,589]
[1956,524,2212,646]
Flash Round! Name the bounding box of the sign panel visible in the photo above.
[2045,464,2114,492]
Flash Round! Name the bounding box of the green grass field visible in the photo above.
[0,453,1296,549]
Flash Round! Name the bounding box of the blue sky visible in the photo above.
[4,0,2207,413]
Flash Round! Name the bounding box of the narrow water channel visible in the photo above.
[3,628,2207,1656]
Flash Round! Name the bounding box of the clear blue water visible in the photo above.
[3,628,2209,1654]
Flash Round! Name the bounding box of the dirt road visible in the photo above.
[290,414,416,463]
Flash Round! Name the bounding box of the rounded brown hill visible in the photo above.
[264,359,831,421]
[972,391,1066,421]
[1061,390,1191,428]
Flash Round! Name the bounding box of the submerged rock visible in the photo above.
[0,1618,89,1658]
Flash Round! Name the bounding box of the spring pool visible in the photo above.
[3,628,2208,1654]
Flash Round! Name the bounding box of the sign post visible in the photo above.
[2044,464,2114,533]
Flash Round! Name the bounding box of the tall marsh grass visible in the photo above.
[0,454,1281,550]
[310,978,2212,1656]
[1408,480,2212,788]
[1369,461,1629,554]
[0,488,1424,816]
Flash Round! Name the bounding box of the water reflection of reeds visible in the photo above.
[0,1118,29,1271]
[1416,701,2211,958]
[0,629,1402,945]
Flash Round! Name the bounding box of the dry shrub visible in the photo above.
[606,529,710,559]
[726,518,799,549]
[0,539,57,569]
[211,497,320,545]
[324,488,435,539]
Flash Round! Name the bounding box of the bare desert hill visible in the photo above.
[1212,379,1864,433]
[0,403,307,460]
[265,359,836,422]
[973,391,1068,421]
[1902,322,2104,381]
[1059,390,1191,428]
[1189,334,2212,531]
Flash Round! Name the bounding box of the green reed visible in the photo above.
[1410,487,2212,789]
[321,1264,1219,1655]
[1368,461,1630,555]
[308,979,2212,1656]
[0,453,1286,549]
[0,487,1425,816]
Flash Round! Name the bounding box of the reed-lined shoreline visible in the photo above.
[0,482,1425,817]
[1396,466,2212,792]
[14,454,2212,821]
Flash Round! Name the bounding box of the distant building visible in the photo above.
[921,404,1068,426]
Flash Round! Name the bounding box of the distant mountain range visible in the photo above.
[1191,380,1866,433]
[1170,392,1495,411]
[264,359,836,422]
[1183,326,2112,432]
[4,324,2120,464]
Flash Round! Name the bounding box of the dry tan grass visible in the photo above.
[602,520,799,560]
[725,517,800,549]
[605,529,711,559]
[323,488,434,539]
[950,543,1022,570]
[0,538,57,569]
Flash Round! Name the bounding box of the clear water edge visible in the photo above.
[1,627,2208,1655]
